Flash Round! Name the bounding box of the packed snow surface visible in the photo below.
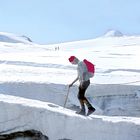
[0,94,140,140]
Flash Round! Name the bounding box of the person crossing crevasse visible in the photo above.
[68,56,95,116]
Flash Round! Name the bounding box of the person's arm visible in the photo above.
[69,76,79,87]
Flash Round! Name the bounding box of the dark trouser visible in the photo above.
[78,80,93,110]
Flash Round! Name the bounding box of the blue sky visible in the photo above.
[0,0,140,44]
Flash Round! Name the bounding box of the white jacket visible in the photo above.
[77,61,90,82]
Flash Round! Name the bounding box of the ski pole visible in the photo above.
[64,87,70,108]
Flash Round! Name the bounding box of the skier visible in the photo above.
[68,56,95,116]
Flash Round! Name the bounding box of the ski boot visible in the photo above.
[87,107,95,116]
[76,108,86,116]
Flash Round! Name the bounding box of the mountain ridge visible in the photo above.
[0,32,32,44]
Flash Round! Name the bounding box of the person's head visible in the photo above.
[68,56,79,65]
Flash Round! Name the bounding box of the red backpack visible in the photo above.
[83,59,95,78]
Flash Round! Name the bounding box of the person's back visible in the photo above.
[77,61,90,82]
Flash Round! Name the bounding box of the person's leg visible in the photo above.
[77,87,86,115]
[85,98,95,116]
[83,98,94,109]
[78,80,95,115]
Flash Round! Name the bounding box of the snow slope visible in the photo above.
[0,94,140,140]
[0,32,140,139]
[0,32,33,44]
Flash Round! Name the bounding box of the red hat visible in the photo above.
[68,56,76,62]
